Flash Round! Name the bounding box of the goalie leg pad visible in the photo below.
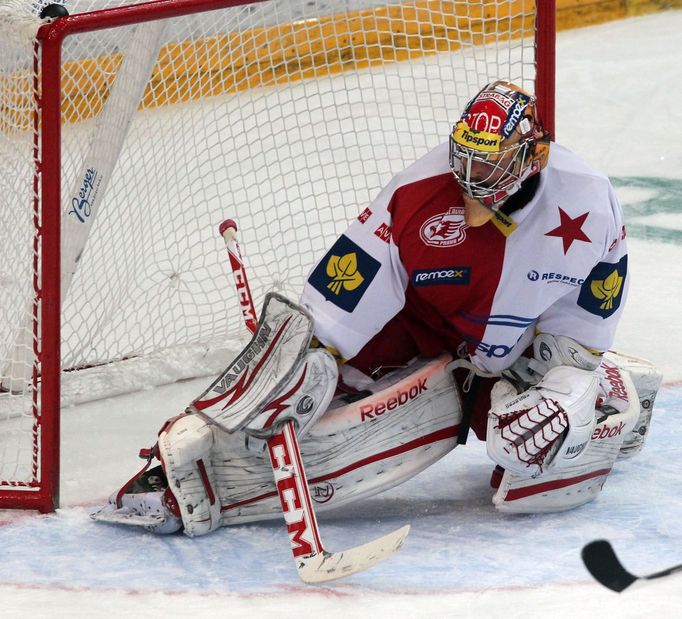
[96,355,462,534]
[215,354,462,525]
[604,351,663,460]
[492,365,640,513]
[157,414,222,537]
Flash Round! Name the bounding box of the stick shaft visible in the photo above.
[220,226,258,334]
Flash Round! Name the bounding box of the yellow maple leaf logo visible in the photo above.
[590,269,623,311]
[326,252,364,295]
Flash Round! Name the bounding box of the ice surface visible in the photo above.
[2,9,682,618]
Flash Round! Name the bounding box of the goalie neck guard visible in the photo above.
[449,81,550,210]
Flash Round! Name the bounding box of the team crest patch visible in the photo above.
[419,206,469,248]
[577,255,627,318]
[308,234,380,312]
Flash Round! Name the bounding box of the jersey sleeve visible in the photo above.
[535,181,628,353]
[300,179,409,360]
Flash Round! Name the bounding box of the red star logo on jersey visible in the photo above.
[545,207,591,254]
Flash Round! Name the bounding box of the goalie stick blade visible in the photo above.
[268,421,409,584]
[297,524,411,584]
[582,540,637,592]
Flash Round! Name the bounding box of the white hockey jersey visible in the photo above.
[301,142,628,374]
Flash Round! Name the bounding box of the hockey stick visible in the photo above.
[218,219,409,583]
[582,540,682,592]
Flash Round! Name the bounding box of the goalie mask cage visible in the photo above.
[0,0,555,512]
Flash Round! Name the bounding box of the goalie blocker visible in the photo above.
[92,295,662,533]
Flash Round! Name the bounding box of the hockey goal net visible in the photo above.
[0,0,555,511]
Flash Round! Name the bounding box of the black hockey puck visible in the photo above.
[39,4,70,19]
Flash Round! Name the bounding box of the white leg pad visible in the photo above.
[605,351,663,460]
[158,414,222,537]
[215,354,462,525]
[493,369,640,513]
[98,354,462,536]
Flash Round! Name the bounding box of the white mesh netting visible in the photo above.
[0,0,540,490]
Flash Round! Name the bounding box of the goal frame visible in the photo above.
[2,0,555,512]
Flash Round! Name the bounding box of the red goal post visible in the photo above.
[0,0,555,512]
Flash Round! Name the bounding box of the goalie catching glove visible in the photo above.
[487,333,602,477]
[485,333,656,513]
[487,365,599,477]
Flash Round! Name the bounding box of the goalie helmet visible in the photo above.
[449,81,550,210]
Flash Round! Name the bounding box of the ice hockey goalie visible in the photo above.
[94,81,663,535]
